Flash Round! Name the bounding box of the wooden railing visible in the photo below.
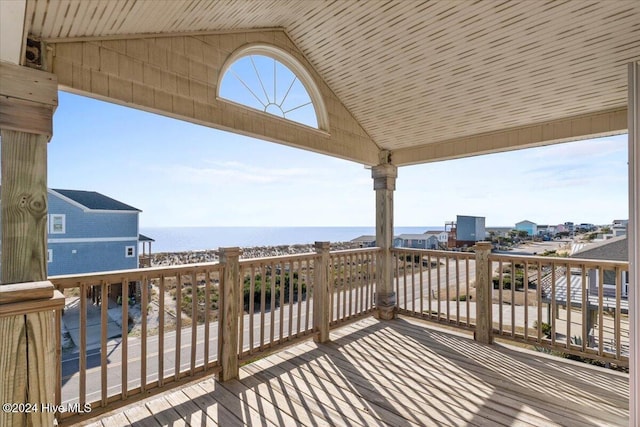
[489,253,629,366]
[391,248,475,328]
[391,245,629,367]
[48,244,380,423]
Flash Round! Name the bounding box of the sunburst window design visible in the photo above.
[219,45,328,130]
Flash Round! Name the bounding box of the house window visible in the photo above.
[47,249,53,263]
[219,44,328,130]
[50,214,66,234]
[125,246,135,258]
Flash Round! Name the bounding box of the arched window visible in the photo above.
[219,44,328,131]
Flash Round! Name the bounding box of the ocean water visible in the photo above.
[140,226,443,253]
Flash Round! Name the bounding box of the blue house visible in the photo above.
[515,220,537,236]
[394,234,439,250]
[47,189,142,276]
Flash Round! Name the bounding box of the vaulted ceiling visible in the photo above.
[7,0,640,165]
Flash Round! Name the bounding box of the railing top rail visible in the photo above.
[391,247,475,259]
[489,253,629,269]
[49,261,223,288]
[239,252,317,265]
[329,247,382,256]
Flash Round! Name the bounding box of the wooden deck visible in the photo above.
[73,316,629,427]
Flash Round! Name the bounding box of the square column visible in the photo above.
[628,60,639,427]
[0,62,58,427]
[372,160,397,320]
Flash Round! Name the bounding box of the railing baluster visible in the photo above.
[249,264,255,353]
[581,265,588,353]
[175,273,182,381]
[455,257,460,325]
[190,270,198,375]
[260,263,266,350]
[158,275,165,386]
[297,260,303,335]
[141,275,148,391]
[465,257,470,327]
[551,263,557,346]
[204,270,211,369]
[511,262,515,338]
[288,260,294,339]
[270,261,276,346]
[445,257,450,322]
[566,263,572,349]
[615,266,622,359]
[598,265,604,356]
[100,281,108,406]
[279,262,285,343]
[523,262,529,340]
[427,253,432,319]
[121,278,128,399]
[537,263,543,343]
[348,254,357,318]
[498,260,503,334]
[79,283,87,407]
[305,259,311,332]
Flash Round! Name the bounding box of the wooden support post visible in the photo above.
[372,155,397,320]
[628,60,639,427]
[313,241,330,343]
[474,241,493,344]
[0,62,58,427]
[218,247,240,381]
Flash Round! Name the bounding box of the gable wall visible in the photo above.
[49,30,380,165]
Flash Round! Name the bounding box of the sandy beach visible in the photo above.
[149,241,361,266]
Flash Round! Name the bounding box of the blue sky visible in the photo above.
[48,90,628,228]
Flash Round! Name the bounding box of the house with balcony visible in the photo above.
[0,2,638,427]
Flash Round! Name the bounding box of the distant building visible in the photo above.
[515,220,536,236]
[46,189,143,276]
[612,219,628,237]
[424,230,448,246]
[455,215,485,246]
[351,235,376,248]
[564,222,575,233]
[394,234,439,250]
[572,235,629,298]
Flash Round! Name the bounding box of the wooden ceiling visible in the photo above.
[21,0,640,165]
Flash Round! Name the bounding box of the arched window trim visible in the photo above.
[217,43,330,132]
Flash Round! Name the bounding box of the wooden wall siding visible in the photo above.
[49,30,380,166]
[27,1,640,166]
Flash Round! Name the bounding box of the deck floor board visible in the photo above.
[67,316,629,427]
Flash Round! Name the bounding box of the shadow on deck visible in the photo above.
[74,316,629,426]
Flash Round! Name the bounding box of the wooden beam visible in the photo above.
[628,60,640,427]
[0,61,57,138]
[393,108,628,166]
[0,281,53,304]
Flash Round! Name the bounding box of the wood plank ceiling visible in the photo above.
[25,0,640,164]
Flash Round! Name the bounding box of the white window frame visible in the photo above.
[125,245,135,258]
[49,214,66,234]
